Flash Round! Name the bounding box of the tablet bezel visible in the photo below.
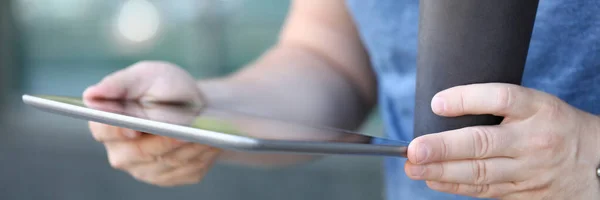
[22,94,407,157]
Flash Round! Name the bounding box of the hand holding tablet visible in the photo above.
[23,95,408,156]
[22,62,407,157]
[22,62,407,187]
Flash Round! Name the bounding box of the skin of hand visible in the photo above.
[404,83,600,199]
[83,61,221,187]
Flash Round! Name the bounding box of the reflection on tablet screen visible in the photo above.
[38,95,409,146]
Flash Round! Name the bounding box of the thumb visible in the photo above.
[83,61,203,105]
[83,67,148,100]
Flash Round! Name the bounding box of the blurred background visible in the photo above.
[0,0,387,199]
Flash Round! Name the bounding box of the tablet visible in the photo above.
[22,94,408,157]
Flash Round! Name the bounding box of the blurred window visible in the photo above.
[12,0,289,96]
[1,0,22,102]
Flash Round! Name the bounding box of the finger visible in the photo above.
[104,141,155,169]
[141,104,200,125]
[131,149,219,187]
[83,68,144,100]
[431,83,547,118]
[426,181,517,199]
[126,61,205,104]
[137,134,187,156]
[83,62,203,104]
[154,150,220,187]
[158,144,216,167]
[104,135,186,168]
[127,162,173,182]
[84,99,126,113]
[89,122,140,142]
[408,125,521,164]
[405,158,525,185]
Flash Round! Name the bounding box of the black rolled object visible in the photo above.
[414,0,540,138]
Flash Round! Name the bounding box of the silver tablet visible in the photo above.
[22,94,408,157]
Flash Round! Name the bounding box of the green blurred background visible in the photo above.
[0,0,386,199]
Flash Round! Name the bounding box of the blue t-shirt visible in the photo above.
[346,0,599,199]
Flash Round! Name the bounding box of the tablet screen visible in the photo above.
[33,95,408,146]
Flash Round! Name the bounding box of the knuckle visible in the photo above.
[511,181,531,192]
[131,171,152,182]
[435,163,445,180]
[89,122,107,142]
[469,127,494,158]
[89,123,130,142]
[158,155,187,167]
[528,132,565,152]
[518,178,551,192]
[474,185,490,196]
[439,136,451,161]
[536,175,554,189]
[540,97,564,121]
[472,160,489,185]
[450,183,461,193]
[480,189,501,199]
[132,172,180,188]
[457,86,467,114]
[108,157,127,169]
[495,85,515,113]
[159,137,174,149]
[157,137,183,154]
[131,141,156,161]
[132,173,165,187]
[109,143,154,169]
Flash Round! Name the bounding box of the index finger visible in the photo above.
[431,83,548,119]
[82,68,142,101]
[89,122,140,142]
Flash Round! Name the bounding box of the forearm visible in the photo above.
[195,0,374,168]
[197,44,374,168]
[198,44,373,130]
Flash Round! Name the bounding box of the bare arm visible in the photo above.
[82,0,376,185]
[199,0,375,130]
[196,0,376,167]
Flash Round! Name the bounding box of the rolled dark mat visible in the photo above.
[414,0,540,138]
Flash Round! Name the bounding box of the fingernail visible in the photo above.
[409,165,425,177]
[431,96,445,114]
[416,144,430,164]
[123,130,139,139]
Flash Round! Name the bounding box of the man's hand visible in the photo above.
[404,83,600,199]
[83,61,221,187]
